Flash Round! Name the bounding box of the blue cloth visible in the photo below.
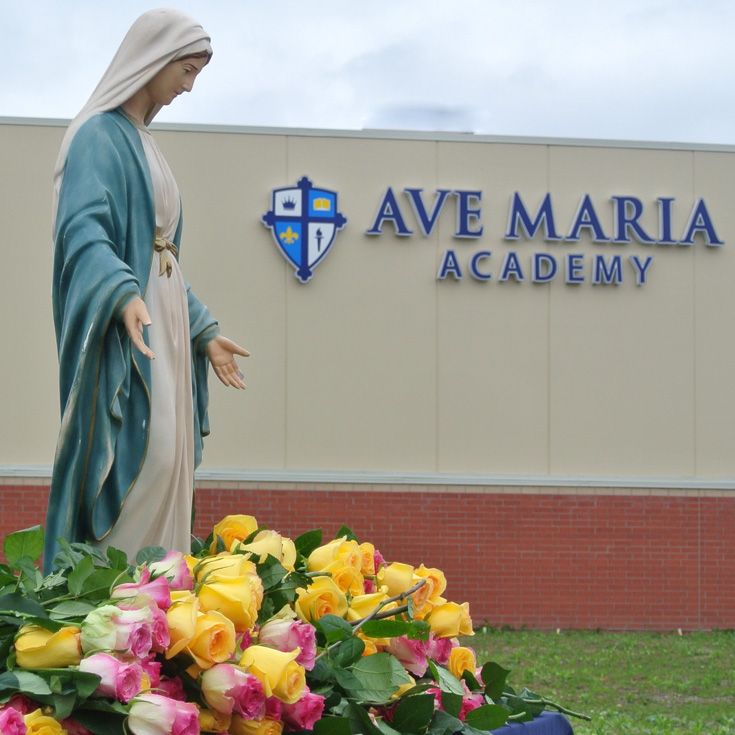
[45,109,218,569]
[492,712,573,735]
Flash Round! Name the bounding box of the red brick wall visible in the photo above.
[2,482,733,630]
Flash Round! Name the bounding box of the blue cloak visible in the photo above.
[46,109,218,569]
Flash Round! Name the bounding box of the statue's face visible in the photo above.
[146,55,208,106]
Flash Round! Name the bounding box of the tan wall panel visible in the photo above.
[692,151,735,476]
[435,142,551,474]
[547,146,696,475]
[0,124,61,464]
[283,137,438,470]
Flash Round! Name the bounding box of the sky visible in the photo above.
[3,0,735,144]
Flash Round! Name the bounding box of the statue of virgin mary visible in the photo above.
[46,9,248,569]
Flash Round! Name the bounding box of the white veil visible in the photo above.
[52,8,212,229]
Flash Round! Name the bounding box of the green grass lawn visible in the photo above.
[469,629,735,735]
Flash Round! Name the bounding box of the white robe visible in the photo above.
[102,124,194,558]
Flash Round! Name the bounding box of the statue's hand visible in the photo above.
[207,334,249,389]
[122,296,155,359]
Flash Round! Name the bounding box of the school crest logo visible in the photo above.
[262,176,347,283]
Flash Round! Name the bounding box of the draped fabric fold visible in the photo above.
[45,109,218,568]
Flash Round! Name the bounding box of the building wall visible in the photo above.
[1,118,733,628]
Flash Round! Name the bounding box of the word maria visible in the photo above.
[365,188,723,286]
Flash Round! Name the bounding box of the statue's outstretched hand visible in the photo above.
[207,335,250,389]
[122,296,155,360]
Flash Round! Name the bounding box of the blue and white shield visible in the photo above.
[262,176,347,283]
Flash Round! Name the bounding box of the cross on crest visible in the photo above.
[262,176,347,283]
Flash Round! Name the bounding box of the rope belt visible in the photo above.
[153,233,178,278]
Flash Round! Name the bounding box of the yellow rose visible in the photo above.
[358,542,376,576]
[236,530,297,572]
[166,592,200,658]
[307,538,361,572]
[239,645,306,704]
[294,577,348,623]
[198,574,262,631]
[448,646,477,679]
[323,559,364,597]
[210,515,259,553]
[196,553,258,582]
[23,709,66,735]
[377,562,415,596]
[427,601,474,638]
[199,706,232,733]
[356,630,385,656]
[415,564,447,601]
[229,716,284,735]
[346,591,389,622]
[15,624,82,669]
[187,610,237,669]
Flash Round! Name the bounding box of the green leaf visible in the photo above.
[106,546,129,570]
[0,670,53,696]
[0,592,48,620]
[334,666,362,692]
[427,661,465,696]
[335,525,359,542]
[361,619,430,640]
[256,556,288,590]
[440,692,463,718]
[67,554,95,596]
[73,709,126,735]
[3,525,44,566]
[347,702,383,735]
[0,615,64,631]
[313,716,352,735]
[348,652,412,703]
[428,710,464,735]
[295,529,323,558]
[374,719,402,735]
[50,600,98,621]
[481,661,511,702]
[464,704,509,731]
[461,669,482,692]
[136,545,167,565]
[317,614,355,644]
[392,694,436,733]
[331,636,365,667]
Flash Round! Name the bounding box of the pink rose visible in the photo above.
[60,718,93,735]
[459,693,486,720]
[386,636,429,677]
[363,578,377,594]
[201,663,267,719]
[112,571,172,611]
[148,551,194,591]
[258,619,317,670]
[158,676,186,701]
[141,656,162,688]
[4,695,34,715]
[79,652,142,703]
[282,687,326,731]
[373,548,386,569]
[149,605,171,652]
[265,696,283,720]
[81,604,153,658]
[427,634,456,666]
[128,693,198,735]
[0,707,25,735]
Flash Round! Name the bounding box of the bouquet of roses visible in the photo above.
[0,515,586,734]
